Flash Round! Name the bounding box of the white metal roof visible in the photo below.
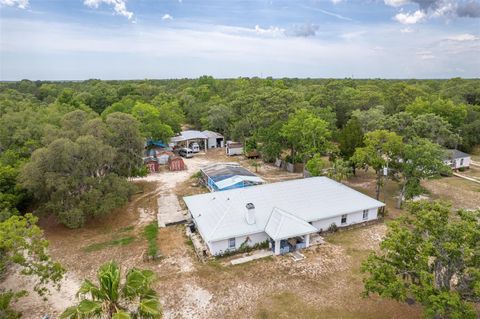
[184,176,385,242]
[265,207,318,241]
[171,130,207,143]
[214,175,265,190]
[202,130,224,139]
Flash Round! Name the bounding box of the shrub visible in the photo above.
[216,240,270,258]
[378,207,388,218]
[191,171,202,179]
[244,137,258,154]
[305,154,327,177]
[133,165,149,177]
[285,154,303,164]
[328,223,338,232]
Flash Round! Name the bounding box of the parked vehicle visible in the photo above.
[189,142,200,153]
[178,148,194,158]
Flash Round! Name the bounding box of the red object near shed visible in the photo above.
[168,156,186,171]
[144,158,159,173]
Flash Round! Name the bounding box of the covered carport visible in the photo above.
[171,130,208,152]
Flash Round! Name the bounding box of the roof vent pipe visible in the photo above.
[245,203,256,225]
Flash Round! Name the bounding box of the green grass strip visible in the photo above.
[84,236,136,252]
[144,221,159,258]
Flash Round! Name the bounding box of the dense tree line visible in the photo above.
[1,76,479,227]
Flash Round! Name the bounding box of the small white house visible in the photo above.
[226,141,243,156]
[184,177,384,256]
[444,149,470,170]
[202,130,224,149]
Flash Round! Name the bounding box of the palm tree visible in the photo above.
[61,261,161,319]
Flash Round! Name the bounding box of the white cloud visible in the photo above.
[400,27,414,33]
[386,0,480,21]
[384,0,409,7]
[254,25,285,37]
[394,10,426,24]
[371,46,385,52]
[446,34,479,41]
[431,2,454,18]
[341,31,367,40]
[0,0,28,9]
[331,0,342,4]
[162,14,173,21]
[287,23,319,37]
[84,0,133,20]
[416,50,435,59]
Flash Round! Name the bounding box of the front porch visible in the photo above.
[265,207,318,256]
[270,234,311,255]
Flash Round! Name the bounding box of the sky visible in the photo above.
[0,0,479,80]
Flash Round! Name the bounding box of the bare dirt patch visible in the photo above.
[163,282,213,319]
[3,269,81,319]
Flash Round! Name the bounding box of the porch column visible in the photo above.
[274,240,281,255]
[305,234,310,248]
[204,138,207,152]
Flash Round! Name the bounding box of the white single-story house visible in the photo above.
[184,177,385,256]
[202,130,224,149]
[226,141,243,156]
[444,149,470,170]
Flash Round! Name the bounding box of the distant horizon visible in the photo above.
[2,76,480,82]
[1,0,479,80]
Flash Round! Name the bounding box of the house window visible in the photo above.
[460,158,464,166]
[363,209,369,220]
[341,214,347,225]
[228,238,236,250]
